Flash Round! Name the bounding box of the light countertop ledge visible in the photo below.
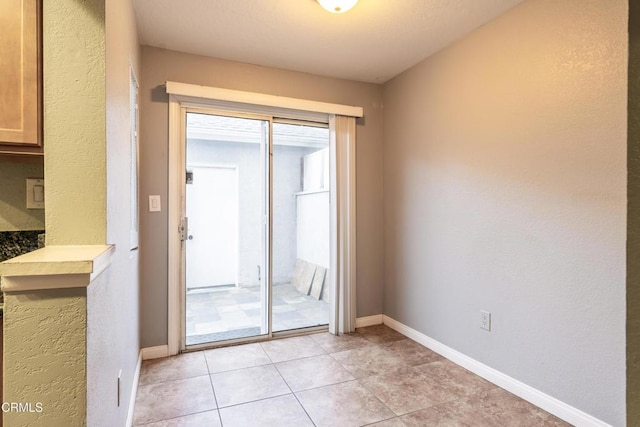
[0,245,115,292]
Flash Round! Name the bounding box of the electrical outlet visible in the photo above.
[480,311,491,331]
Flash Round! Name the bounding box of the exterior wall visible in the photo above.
[382,0,627,424]
[139,47,384,347]
[297,191,330,268]
[274,145,319,283]
[0,159,44,232]
[187,139,314,287]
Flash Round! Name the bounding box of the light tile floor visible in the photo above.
[133,325,570,426]
[186,283,329,345]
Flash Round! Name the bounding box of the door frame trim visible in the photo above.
[168,96,183,356]
[167,86,359,355]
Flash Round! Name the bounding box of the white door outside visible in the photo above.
[185,166,238,289]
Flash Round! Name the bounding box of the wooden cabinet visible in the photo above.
[0,0,42,155]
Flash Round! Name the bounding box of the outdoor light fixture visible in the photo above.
[317,0,358,14]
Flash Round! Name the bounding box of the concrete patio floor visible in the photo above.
[186,283,329,346]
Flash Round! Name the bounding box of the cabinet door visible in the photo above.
[0,0,41,151]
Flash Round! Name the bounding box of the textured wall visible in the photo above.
[43,0,106,245]
[35,0,142,425]
[0,159,45,231]
[628,0,640,423]
[4,288,87,426]
[139,47,384,347]
[382,0,627,424]
[86,0,142,425]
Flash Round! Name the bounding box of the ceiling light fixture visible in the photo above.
[316,0,358,14]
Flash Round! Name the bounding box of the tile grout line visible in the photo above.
[259,336,328,364]
[210,391,291,410]
[290,393,318,427]
[134,408,219,427]
[280,334,399,426]
[355,375,405,422]
[359,415,405,427]
[132,357,212,425]
[326,334,455,423]
[389,394,470,423]
[140,326,563,426]
[295,377,361,393]
[350,333,509,423]
[203,350,225,427]
[209,359,307,422]
[274,360,319,427]
[137,371,211,387]
[270,354,320,426]
[325,337,390,377]
[208,360,292,410]
[208,361,273,376]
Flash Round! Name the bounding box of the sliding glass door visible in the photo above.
[185,112,270,346]
[272,122,330,332]
[183,111,330,347]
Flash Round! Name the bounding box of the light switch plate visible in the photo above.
[149,195,161,212]
[26,178,44,209]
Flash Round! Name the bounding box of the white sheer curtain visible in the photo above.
[329,114,357,334]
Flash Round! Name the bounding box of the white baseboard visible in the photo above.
[355,314,383,328]
[141,345,169,360]
[125,351,142,427]
[381,315,610,427]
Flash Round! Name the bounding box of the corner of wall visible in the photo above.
[628,0,640,423]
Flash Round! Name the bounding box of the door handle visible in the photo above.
[188,235,193,240]
[180,217,189,242]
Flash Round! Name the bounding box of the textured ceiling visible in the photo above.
[132,0,525,83]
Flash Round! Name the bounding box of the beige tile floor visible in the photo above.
[133,325,570,427]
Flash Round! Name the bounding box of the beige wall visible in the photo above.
[44,0,106,245]
[4,288,88,426]
[0,158,44,231]
[628,0,640,422]
[139,46,384,346]
[21,0,142,425]
[382,0,627,424]
[13,2,109,424]
[86,0,142,425]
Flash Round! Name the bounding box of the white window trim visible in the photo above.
[167,83,359,355]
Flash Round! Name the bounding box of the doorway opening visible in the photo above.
[184,112,331,347]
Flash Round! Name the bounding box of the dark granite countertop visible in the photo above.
[0,230,45,306]
[0,230,45,263]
